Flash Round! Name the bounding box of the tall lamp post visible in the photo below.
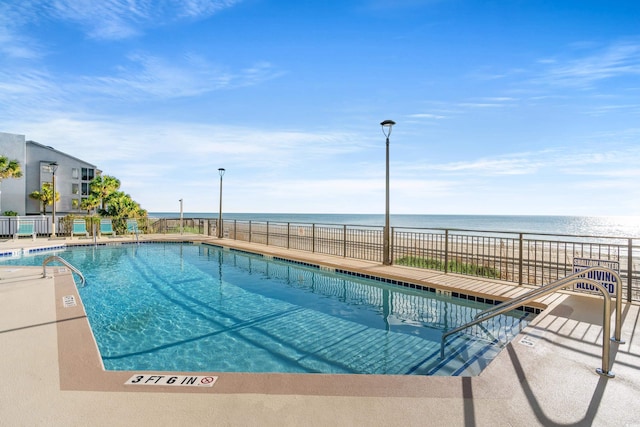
[49,162,59,238]
[381,120,395,265]
[218,168,225,238]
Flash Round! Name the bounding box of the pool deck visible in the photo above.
[1,234,639,426]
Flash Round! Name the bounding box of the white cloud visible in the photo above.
[0,54,283,116]
[408,113,446,120]
[88,53,283,98]
[7,112,640,215]
[87,53,236,98]
[0,3,43,59]
[0,71,61,97]
[482,97,517,102]
[398,143,640,183]
[47,0,242,40]
[537,41,640,88]
[178,0,241,18]
[428,153,548,176]
[7,114,371,175]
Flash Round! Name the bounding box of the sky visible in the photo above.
[1,0,639,216]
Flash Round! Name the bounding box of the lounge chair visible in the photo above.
[72,219,89,239]
[14,220,36,241]
[126,219,140,234]
[99,219,116,237]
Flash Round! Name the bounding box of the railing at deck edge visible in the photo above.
[2,216,637,302]
[144,217,640,303]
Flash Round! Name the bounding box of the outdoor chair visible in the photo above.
[99,219,116,237]
[72,219,89,239]
[14,220,36,241]
[126,219,140,234]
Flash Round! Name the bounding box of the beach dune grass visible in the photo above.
[395,255,501,279]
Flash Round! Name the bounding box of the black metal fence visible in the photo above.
[146,217,210,235]
[3,215,638,302]
[197,219,639,302]
[392,227,639,301]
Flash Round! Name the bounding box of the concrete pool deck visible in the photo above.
[1,234,639,426]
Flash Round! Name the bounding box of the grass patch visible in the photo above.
[161,226,203,234]
[395,256,500,279]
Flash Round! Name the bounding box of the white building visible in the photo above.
[0,131,99,215]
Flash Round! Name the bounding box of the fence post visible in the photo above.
[343,225,347,258]
[287,222,290,249]
[628,238,633,302]
[249,221,252,243]
[234,220,237,240]
[519,233,524,286]
[444,229,449,274]
[312,224,316,253]
[266,221,269,246]
[390,227,394,264]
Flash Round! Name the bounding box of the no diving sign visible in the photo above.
[125,374,218,387]
[572,258,619,295]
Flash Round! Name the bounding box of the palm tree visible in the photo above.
[29,184,59,214]
[80,195,101,214]
[29,190,47,214]
[0,156,22,181]
[104,191,139,217]
[89,175,121,211]
[0,155,23,214]
[103,191,147,233]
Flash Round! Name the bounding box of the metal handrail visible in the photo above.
[42,255,86,287]
[440,267,625,378]
[473,266,623,341]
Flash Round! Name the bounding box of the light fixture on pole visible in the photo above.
[218,168,225,238]
[179,198,183,235]
[49,162,59,238]
[380,120,395,265]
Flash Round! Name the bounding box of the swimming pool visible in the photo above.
[2,242,534,375]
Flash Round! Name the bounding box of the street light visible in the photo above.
[49,162,59,238]
[218,168,225,238]
[179,198,183,235]
[381,120,395,265]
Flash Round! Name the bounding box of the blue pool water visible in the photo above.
[1,242,533,375]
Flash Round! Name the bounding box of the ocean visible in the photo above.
[149,213,640,238]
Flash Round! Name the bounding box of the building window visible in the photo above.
[81,183,89,196]
[72,183,79,195]
[72,168,79,179]
[81,168,95,181]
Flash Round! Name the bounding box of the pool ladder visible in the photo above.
[440,266,625,378]
[42,255,86,287]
